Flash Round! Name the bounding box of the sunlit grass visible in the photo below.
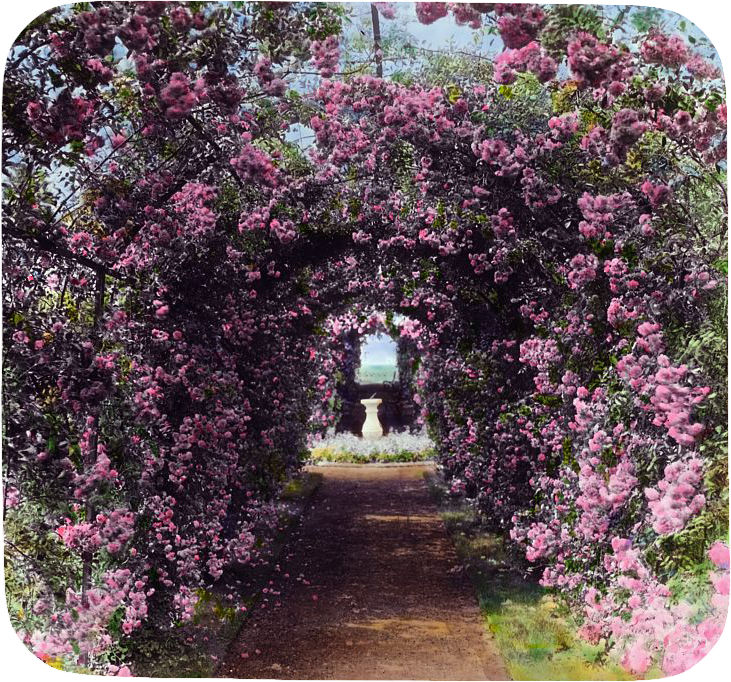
[280,472,323,499]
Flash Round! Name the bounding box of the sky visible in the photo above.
[344,2,716,59]
[360,333,398,366]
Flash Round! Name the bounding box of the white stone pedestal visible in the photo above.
[360,398,383,440]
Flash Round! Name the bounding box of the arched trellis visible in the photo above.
[2,3,726,677]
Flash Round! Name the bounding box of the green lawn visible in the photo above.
[356,363,399,383]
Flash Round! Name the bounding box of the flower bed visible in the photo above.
[309,429,435,463]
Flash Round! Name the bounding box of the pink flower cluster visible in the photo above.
[524,521,561,561]
[30,569,146,661]
[577,191,635,239]
[415,2,449,25]
[57,508,135,555]
[230,143,279,187]
[685,54,720,80]
[171,183,218,239]
[607,108,649,164]
[640,179,673,208]
[491,247,513,284]
[570,390,608,434]
[519,337,561,371]
[685,269,720,295]
[521,167,561,208]
[77,8,116,55]
[640,30,689,68]
[650,358,710,446]
[567,253,599,289]
[170,6,192,31]
[490,208,515,239]
[644,457,705,534]
[519,300,549,326]
[579,124,608,158]
[615,322,711,446]
[709,541,730,570]
[567,32,620,87]
[634,321,663,354]
[253,57,286,96]
[603,257,632,293]
[160,72,206,119]
[5,485,20,507]
[120,12,157,52]
[495,4,545,49]
[548,112,579,139]
[577,450,638,541]
[310,36,340,78]
[493,41,557,84]
[606,297,642,328]
[449,3,482,29]
[85,58,113,83]
[580,539,729,676]
[25,94,96,146]
[474,137,508,164]
[72,443,119,499]
[269,218,297,244]
[374,3,396,20]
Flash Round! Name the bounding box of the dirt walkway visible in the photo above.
[218,464,509,680]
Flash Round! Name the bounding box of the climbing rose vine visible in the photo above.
[2,2,727,677]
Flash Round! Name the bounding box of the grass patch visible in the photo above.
[281,471,323,499]
[425,472,654,681]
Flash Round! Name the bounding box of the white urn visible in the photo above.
[360,398,383,440]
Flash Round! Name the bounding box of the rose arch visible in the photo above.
[2,2,728,677]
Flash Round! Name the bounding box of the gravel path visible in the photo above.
[218,464,509,680]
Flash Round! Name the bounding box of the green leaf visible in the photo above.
[498,85,514,100]
[705,92,723,112]
[713,258,728,274]
[446,84,461,103]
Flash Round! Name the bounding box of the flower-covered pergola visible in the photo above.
[2,2,728,677]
